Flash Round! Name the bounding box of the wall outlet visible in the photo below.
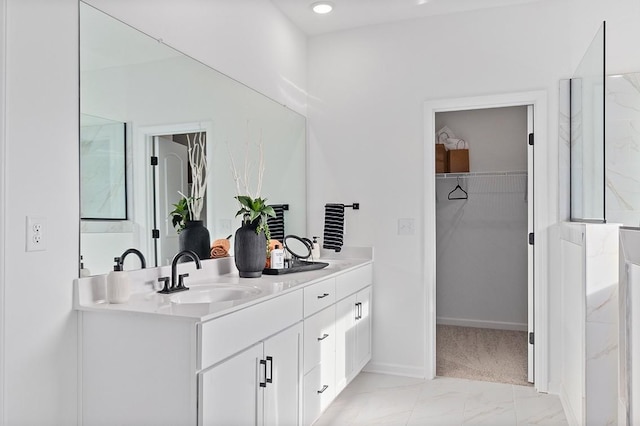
[26,216,46,251]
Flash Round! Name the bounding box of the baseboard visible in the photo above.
[437,316,528,332]
[559,383,579,426]
[363,361,426,379]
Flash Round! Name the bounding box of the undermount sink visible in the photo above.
[169,284,262,305]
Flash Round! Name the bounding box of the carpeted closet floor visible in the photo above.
[436,324,530,386]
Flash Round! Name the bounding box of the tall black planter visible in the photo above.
[234,220,267,278]
[179,220,211,261]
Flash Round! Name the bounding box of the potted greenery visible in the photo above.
[230,137,276,277]
[170,196,192,233]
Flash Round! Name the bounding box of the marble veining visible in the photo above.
[315,373,568,426]
[606,74,640,226]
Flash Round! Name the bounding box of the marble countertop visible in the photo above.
[74,248,372,322]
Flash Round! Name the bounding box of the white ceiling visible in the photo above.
[270,0,544,36]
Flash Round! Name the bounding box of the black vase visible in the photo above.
[234,220,267,278]
[179,220,211,261]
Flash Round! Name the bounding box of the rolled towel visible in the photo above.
[211,246,229,259]
[436,126,455,144]
[210,237,231,259]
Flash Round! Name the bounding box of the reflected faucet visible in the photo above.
[114,248,147,271]
[158,250,202,294]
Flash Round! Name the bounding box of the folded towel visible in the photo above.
[323,203,345,252]
[267,204,286,242]
[210,237,230,259]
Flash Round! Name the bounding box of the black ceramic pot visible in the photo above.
[179,220,211,261]
[234,220,267,278]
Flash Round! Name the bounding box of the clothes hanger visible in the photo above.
[447,176,468,200]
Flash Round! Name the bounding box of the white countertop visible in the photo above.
[74,248,373,322]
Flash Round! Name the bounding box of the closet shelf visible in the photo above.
[435,170,527,179]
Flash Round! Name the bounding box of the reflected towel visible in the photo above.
[210,237,230,259]
[267,204,286,242]
[323,203,345,252]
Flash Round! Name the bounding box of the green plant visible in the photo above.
[170,196,193,233]
[234,195,276,239]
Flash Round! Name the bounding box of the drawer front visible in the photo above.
[303,364,336,426]
[303,305,335,373]
[336,263,373,300]
[199,289,303,369]
[303,278,336,317]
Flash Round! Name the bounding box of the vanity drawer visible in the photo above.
[336,264,372,300]
[303,364,336,426]
[303,305,336,373]
[304,278,336,317]
[198,289,303,369]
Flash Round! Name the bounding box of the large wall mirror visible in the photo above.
[80,2,307,275]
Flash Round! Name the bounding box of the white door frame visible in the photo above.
[0,0,6,421]
[423,90,549,392]
[135,122,213,267]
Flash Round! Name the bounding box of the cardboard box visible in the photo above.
[447,149,469,173]
[435,144,448,173]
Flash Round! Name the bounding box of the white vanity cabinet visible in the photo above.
[76,257,373,426]
[301,264,373,426]
[335,286,371,394]
[199,322,302,426]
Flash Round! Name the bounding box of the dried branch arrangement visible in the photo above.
[179,132,208,221]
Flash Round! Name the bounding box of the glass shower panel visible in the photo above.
[571,22,605,222]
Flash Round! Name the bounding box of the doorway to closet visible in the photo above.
[423,91,548,392]
[434,106,532,386]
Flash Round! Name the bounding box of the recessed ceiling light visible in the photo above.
[311,2,333,14]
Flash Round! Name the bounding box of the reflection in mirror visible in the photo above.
[80,114,127,220]
[570,22,605,222]
[80,2,306,275]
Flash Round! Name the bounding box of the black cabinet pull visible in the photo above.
[266,356,273,384]
[317,385,329,394]
[355,302,362,320]
[259,359,267,388]
[317,333,329,341]
[317,293,330,299]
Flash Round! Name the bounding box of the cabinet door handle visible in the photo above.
[317,333,329,341]
[355,302,362,320]
[259,359,267,388]
[317,385,329,394]
[266,356,273,384]
[317,293,330,299]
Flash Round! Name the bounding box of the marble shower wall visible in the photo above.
[606,73,640,226]
[560,222,619,426]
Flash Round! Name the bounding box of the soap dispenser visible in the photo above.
[311,236,321,260]
[106,257,131,304]
[79,255,91,278]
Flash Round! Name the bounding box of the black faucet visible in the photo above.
[114,248,147,271]
[157,250,202,294]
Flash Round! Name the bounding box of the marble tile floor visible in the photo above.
[314,372,568,426]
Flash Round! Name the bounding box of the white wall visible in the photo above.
[3,0,79,424]
[307,0,569,378]
[0,1,308,424]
